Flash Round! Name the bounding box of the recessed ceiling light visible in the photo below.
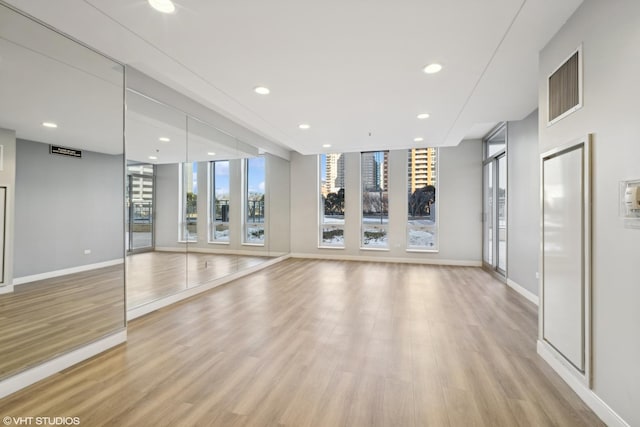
[414,137,424,142]
[254,86,270,95]
[417,113,430,120]
[298,123,310,130]
[207,152,216,156]
[148,0,175,14]
[159,137,170,142]
[423,63,443,74]
[42,122,58,128]
[322,144,331,148]
[148,156,158,160]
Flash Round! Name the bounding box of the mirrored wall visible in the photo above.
[125,90,290,309]
[0,4,125,380]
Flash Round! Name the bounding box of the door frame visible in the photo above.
[126,172,155,254]
[482,123,508,279]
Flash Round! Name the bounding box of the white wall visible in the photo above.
[266,153,291,255]
[507,110,540,297]
[290,140,482,264]
[14,139,123,278]
[539,1,640,425]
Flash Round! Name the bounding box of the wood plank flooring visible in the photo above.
[0,259,603,426]
[0,265,125,380]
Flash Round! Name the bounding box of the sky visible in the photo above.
[210,157,265,196]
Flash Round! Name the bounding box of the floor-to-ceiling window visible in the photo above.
[407,148,438,250]
[244,156,265,244]
[209,160,230,242]
[483,124,507,276]
[319,153,345,248]
[179,162,198,242]
[361,151,389,248]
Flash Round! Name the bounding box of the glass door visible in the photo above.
[483,162,493,266]
[483,125,507,277]
[126,166,155,253]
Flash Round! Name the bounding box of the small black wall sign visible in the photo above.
[50,145,82,158]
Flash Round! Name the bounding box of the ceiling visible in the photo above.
[5,0,583,155]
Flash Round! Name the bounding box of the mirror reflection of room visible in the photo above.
[124,90,281,310]
[0,3,125,381]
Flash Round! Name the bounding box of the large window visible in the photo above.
[407,148,438,250]
[209,160,230,242]
[179,162,198,242]
[319,153,345,247]
[244,156,265,244]
[361,151,389,248]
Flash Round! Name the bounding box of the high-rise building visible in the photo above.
[324,153,344,194]
[408,148,437,193]
[361,151,388,191]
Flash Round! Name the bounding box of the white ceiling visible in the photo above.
[5,0,583,155]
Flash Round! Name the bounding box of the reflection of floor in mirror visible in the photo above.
[0,265,125,381]
[126,251,271,309]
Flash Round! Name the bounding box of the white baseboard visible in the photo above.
[154,246,279,257]
[13,259,125,286]
[0,284,14,294]
[506,278,539,305]
[0,330,126,400]
[127,254,290,321]
[290,252,482,267]
[537,341,630,427]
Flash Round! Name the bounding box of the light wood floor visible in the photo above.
[126,252,271,308]
[0,259,603,426]
[0,266,125,380]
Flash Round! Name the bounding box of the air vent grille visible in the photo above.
[548,49,581,124]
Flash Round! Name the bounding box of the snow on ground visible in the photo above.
[408,229,436,248]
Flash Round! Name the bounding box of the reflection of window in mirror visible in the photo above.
[209,160,230,243]
[179,162,198,242]
[244,156,265,245]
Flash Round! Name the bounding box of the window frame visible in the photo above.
[406,147,439,253]
[360,150,390,250]
[178,162,198,243]
[318,153,346,249]
[242,156,266,246]
[208,160,230,244]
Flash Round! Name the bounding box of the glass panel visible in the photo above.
[125,90,188,308]
[245,156,265,244]
[180,162,198,242]
[484,162,494,265]
[486,126,506,158]
[319,153,345,247]
[210,160,230,242]
[0,4,125,379]
[497,155,507,272]
[407,148,438,250]
[128,173,154,251]
[361,151,389,248]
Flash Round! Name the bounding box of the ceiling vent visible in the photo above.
[548,46,582,125]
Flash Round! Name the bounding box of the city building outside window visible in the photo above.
[361,151,389,248]
[407,148,438,250]
[319,153,345,247]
